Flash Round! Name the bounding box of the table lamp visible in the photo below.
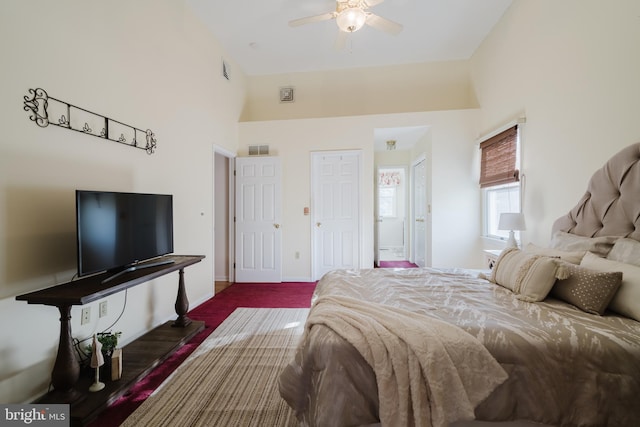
[498,213,526,249]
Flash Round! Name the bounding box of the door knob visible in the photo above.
[274,223,280,229]
[316,222,322,227]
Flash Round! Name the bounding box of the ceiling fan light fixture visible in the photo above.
[336,7,367,33]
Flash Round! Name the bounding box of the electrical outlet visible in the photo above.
[99,301,107,318]
[81,307,91,325]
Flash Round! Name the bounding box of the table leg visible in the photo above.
[173,269,192,327]
[50,305,82,402]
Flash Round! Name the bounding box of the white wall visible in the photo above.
[471,0,640,246]
[0,0,246,403]
[375,150,412,168]
[238,109,481,280]
[243,60,478,121]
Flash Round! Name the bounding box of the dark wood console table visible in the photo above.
[16,255,205,425]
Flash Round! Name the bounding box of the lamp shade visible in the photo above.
[498,212,526,231]
[336,7,367,32]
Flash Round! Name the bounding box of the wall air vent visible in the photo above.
[222,60,230,81]
[248,145,269,156]
[279,87,294,103]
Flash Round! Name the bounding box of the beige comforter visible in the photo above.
[294,295,507,427]
[279,268,640,427]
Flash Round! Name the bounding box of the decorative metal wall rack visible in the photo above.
[23,88,157,154]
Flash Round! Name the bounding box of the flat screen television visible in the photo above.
[76,190,174,280]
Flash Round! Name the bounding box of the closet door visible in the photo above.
[235,156,282,282]
[311,151,361,280]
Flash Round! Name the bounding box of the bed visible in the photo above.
[278,143,640,427]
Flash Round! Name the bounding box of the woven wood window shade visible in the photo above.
[479,125,519,188]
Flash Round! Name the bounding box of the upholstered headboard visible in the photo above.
[552,142,640,241]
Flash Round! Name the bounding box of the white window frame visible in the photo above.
[483,182,522,241]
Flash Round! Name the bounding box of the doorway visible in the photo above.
[376,166,408,262]
[373,125,429,267]
[213,147,235,292]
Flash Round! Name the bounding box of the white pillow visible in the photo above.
[524,243,586,264]
[580,251,640,321]
[550,231,618,257]
[607,238,640,267]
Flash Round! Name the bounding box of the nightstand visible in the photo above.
[483,249,502,270]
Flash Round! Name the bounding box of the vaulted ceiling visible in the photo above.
[187,0,513,76]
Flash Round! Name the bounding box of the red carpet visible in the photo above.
[89,282,316,427]
[378,260,418,268]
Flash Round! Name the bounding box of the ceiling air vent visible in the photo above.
[279,87,294,103]
[248,145,269,156]
[222,60,230,81]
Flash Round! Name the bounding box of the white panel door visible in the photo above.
[235,156,282,282]
[312,151,360,280]
[412,158,427,267]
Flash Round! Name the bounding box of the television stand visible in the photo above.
[16,255,205,425]
[101,258,176,284]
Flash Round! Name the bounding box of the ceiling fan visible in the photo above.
[289,0,403,47]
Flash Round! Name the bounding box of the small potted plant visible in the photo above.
[84,331,121,378]
[96,331,121,358]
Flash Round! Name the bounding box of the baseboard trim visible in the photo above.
[282,276,314,283]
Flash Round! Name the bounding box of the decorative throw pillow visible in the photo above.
[580,251,640,321]
[524,243,586,264]
[551,263,622,315]
[550,231,618,257]
[489,248,569,302]
[607,238,640,267]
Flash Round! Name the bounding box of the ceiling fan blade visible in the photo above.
[334,30,348,50]
[365,13,403,35]
[289,12,335,27]
[364,0,385,7]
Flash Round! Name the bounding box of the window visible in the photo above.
[378,169,403,218]
[484,183,521,240]
[480,125,521,240]
[378,186,397,217]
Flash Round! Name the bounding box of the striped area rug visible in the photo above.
[121,308,309,427]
